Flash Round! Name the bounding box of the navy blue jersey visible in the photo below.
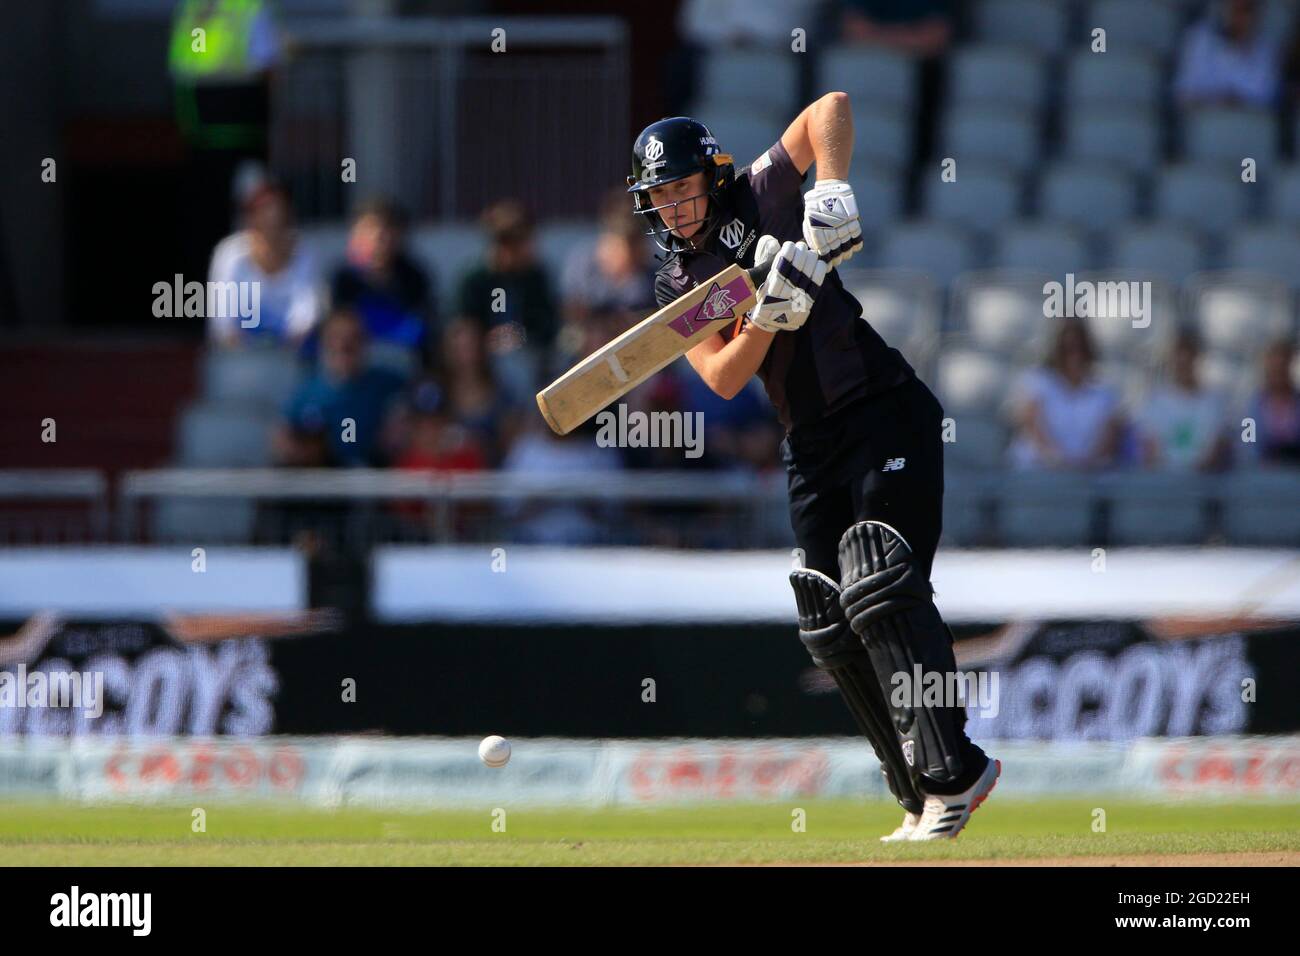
[654,139,914,431]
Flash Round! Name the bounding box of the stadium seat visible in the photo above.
[975,0,1070,55]
[1154,164,1250,236]
[1064,109,1161,174]
[1185,271,1294,360]
[1037,163,1138,232]
[1098,473,1210,546]
[408,222,486,312]
[838,269,941,377]
[848,163,906,231]
[1072,271,1179,366]
[1269,164,1300,221]
[852,106,913,170]
[877,220,979,288]
[175,402,274,467]
[1108,222,1206,282]
[996,472,1096,547]
[202,347,303,411]
[935,344,1012,418]
[1181,108,1278,164]
[941,107,1039,174]
[1221,470,1300,545]
[995,221,1091,276]
[948,45,1046,113]
[817,46,917,113]
[1086,0,1182,57]
[688,103,783,172]
[1064,50,1162,112]
[952,272,1054,362]
[695,49,798,116]
[943,415,1009,472]
[1224,225,1300,290]
[922,165,1022,232]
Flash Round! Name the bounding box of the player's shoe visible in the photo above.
[880,811,920,842]
[908,757,1001,841]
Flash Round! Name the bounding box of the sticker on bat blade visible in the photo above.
[666,274,751,339]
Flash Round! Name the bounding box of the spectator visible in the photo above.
[500,415,627,545]
[275,309,405,468]
[455,200,557,402]
[330,197,434,374]
[170,0,283,279]
[436,316,523,466]
[208,179,323,347]
[393,380,488,474]
[840,0,953,57]
[557,189,656,355]
[1244,338,1300,465]
[1174,0,1280,109]
[1135,328,1231,472]
[1009,318,1125,471]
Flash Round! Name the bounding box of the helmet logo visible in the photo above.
[719,218,745,250]
[645,137,665,162]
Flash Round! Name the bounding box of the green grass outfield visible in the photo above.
[2,799,1298,865]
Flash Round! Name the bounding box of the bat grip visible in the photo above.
[746,259,775,289]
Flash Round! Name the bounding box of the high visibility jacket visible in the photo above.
[169,0,264,81]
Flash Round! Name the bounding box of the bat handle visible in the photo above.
[746,259,775,289]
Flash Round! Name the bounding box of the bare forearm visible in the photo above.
[691,326,775,400]
[782,92,853,178]
[807,91,853,181]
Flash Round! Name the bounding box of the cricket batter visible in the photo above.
[627,95,999,840]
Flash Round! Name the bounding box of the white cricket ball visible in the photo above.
[478,735,511,768]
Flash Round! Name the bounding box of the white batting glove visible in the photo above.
[802,179,863,268]
[749,237,827,333]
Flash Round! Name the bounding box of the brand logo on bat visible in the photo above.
[645,137,664,161]
[681,282,736,333]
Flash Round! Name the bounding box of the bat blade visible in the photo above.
[536,260,765,435]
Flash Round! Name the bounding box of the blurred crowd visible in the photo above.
[181,0,1300,550]
[203,176,784,478]
[204,168,1300,488]
[1008,318,1299,471]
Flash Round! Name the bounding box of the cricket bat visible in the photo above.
[536,258,775,435]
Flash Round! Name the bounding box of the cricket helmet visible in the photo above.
[627,117,734,253]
